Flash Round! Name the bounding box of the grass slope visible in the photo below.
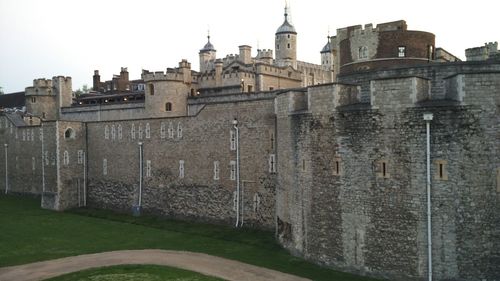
[44,265,224,281]
[0,195,382,281]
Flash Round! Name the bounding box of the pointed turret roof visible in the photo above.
[276,5,296,35]
[321,36,332,53]
[200,35,215,52]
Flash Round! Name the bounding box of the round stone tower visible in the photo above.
[275,5,297,68]
[199,35,216,73]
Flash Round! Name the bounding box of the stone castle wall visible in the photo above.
[84,97,277,229]
[275,69,500,280]
[1,62,498,281]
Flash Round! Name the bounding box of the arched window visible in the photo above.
[148,84,154,95]
[358,46,368,59]
[165,102,172,112]
[64,128,75,139]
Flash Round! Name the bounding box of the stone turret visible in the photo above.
[199,35,216,72]
[275,5,297,68]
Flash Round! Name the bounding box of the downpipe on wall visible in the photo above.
[233,119,241,227]
[133,141,144,216]
[4,143,8,194]
[41,125,45,196]
[424,113,433,281]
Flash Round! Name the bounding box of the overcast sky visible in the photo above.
[0,0,498,93]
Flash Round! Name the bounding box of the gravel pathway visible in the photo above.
[0,249,311,281]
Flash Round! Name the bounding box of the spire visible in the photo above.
[284,1,289,22]
[321,33,332,53]
[200,29,215,52]
[276,2,296,35]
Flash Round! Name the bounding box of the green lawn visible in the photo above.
[0,195,382,281]
[45,265,224,281]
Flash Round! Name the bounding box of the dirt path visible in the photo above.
[0,249,311,281]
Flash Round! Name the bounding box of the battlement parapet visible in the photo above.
[142,71,187,82]
[466,42,498,61]
[32,78,53,88]
[256,49,273,59]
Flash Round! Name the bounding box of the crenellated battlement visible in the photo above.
[466,42,498,61]
[32,78,53,88]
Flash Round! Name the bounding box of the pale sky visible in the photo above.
[0,0,498,93]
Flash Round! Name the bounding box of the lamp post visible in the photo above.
[4,143,8,194]
[133,142,144,216]
[423,113,433,281]
[232,119,240,227]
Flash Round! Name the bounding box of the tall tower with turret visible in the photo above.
[275,4,297,68]
[199,34,216,73]
[321,36,335,81]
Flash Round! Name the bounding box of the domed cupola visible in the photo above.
[199,34,217,72]
[200,35,216,53]
[276,8,297,35]
[321,36,332,53]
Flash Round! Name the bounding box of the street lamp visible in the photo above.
[4,143,8,194]
[423,113,433,281]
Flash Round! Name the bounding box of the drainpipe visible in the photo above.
[83,151,86,207]
[4,143,8,194]
[232,119,240,227]
[423,113,433,281]
[138,142,144,208]
[41,125,45,196]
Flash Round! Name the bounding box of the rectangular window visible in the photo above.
[145,123,151,139]
[22,130,26,141]
[376,160,390,178]
[269,154,276,173]
[213,161,220,180]
[398,46,406,57]
[63,150,69,166]
[111,125,116,140]
[179,160,185,179]
[168,122,174,138]
[104,125,109,140]
[434,160,448,181]
[118,125,123,140]
[160,122,166,139]
[332,157,341,176]
[138,124,143,139]
[44,151,49,166]
[253,193,261,212]
[146,160,151,177]
[31,129,34,142]
[230,130,236,151]
[230,160,236,180]
[131,124,136,139]
[103,158,108,176]
[270,131,275,150]
[496,168,500,193]
[233,191,238,211]
[177,123,182,138]
[32,157,36,171]
[77,150,83,164]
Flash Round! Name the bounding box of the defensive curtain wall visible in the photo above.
[1,62,499,281]
[275,65,500,280]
